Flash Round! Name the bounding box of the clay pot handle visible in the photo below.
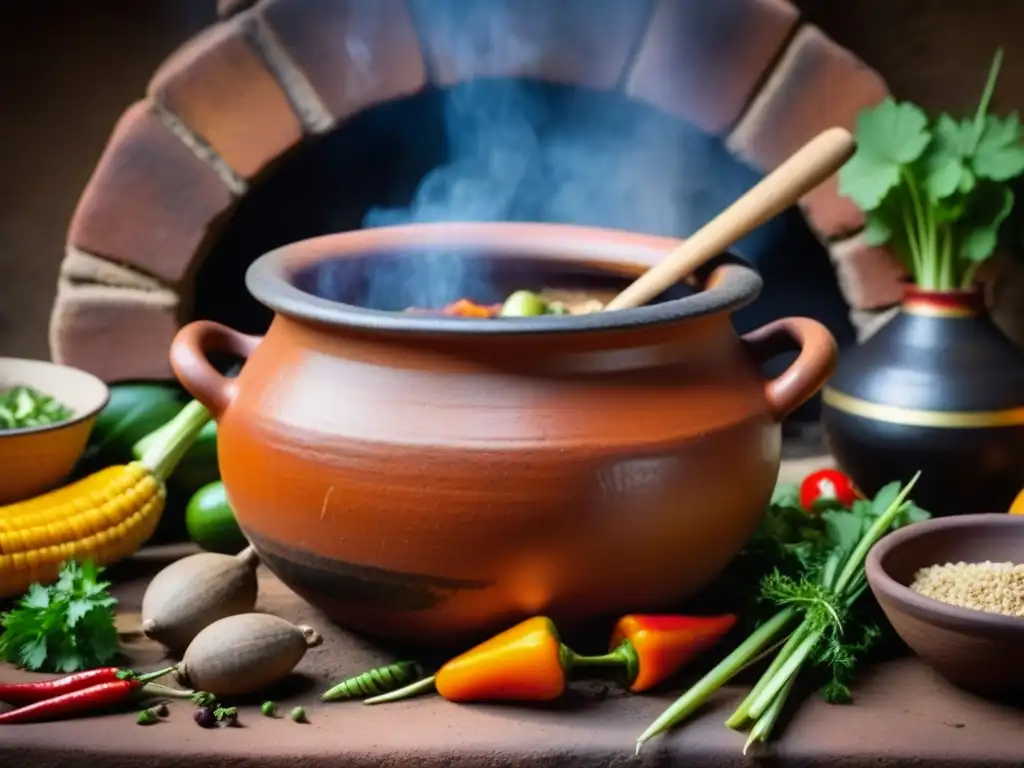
[742,317,838,422]
[170,320,262,419]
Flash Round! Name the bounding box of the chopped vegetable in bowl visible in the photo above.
[0,385,75,431]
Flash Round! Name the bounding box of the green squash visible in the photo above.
[80,383,185,473]
[82,382,221,492]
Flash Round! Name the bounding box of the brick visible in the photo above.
[977,251,1024,350]
[829,234,906,310]
[149,14,302,179]
[626,0,798,136]
[410,0,651,90]
[727,25,889,240]
[218,0,255,17]
[59,247,167,292]
[258,0,427,123]
[49,282,181,382]
[67,100,234,284]
[849,306,899,344]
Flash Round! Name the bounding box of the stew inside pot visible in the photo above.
[409,288,613,318]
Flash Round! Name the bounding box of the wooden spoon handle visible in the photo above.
[604,127,856,311]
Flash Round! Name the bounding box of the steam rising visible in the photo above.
[364,79,764,234]
[359,3,773,309]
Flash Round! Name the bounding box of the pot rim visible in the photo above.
[244,222,763,335]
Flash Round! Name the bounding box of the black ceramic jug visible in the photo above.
[822,286,1024,516]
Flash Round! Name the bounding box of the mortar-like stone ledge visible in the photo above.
[2,536,1021,768]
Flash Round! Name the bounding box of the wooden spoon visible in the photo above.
[603,127,856,311]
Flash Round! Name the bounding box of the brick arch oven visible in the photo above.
[50,0,903,383]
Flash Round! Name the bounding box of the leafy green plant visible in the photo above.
[839,49,1024,290]
[0,560,120,673]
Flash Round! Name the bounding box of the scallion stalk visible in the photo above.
[743,674,795,755]
[636,472,921,751]
[635,607,797,750]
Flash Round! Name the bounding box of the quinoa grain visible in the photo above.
[910,561,1024,618]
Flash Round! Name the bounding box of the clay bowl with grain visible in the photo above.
[169,222,838,650]
[0,358,109,504]
[866,513,1024,698]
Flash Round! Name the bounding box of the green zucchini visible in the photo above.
[82,382,221,492]
[79,383,185,473]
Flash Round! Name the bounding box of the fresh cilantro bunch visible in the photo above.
[839,48,1024,290]
[0,560,120,673]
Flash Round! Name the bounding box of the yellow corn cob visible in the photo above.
[0,400,211,598]
[0,465,130,525]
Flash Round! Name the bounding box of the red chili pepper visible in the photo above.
[799,469,859,513]
[0,680,141,724]
[0,678,190,724]
[0,666,173,706]
[604,614,737,693]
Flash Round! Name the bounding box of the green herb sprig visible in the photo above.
[839,48,1024,290]
[636,473,927,753]
[0,560,120,673]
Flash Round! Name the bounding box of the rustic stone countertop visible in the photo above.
[3,450,1023,768]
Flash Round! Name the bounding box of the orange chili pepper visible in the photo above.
[363,614,738,706]
[364,616,572,705]
[440,298,502,318]
[1009,487,1024,515]
[606,614,737,693]
[437,616,567,701]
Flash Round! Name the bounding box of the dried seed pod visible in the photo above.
[141,547,260,654]
[175,613,322,698]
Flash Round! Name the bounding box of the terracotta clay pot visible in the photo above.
[822,286,1024,517]
[170,222,836,648]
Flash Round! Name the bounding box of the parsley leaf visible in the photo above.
[959,182,1015,262]
[839,48,1024,290]
[972,113,1024,181]
[22,583,51,610]
[839,99,930,211]
[0,560,121,673]
[923,115,975,201]
[862,209,893,246]
[17,636,49,670]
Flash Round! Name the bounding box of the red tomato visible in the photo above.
[799,469,858,512]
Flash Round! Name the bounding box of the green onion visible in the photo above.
[0,386,74,430]
[636,472,921,751]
